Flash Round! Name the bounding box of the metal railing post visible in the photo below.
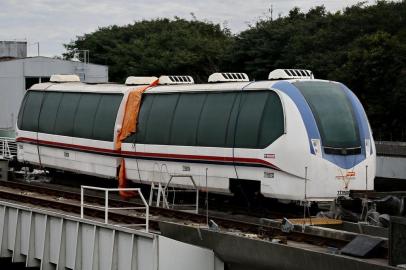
[196,184,199,214]
[105,189,109,224]
[138,191,149,233]
[146,206,149,233]
[80,186,84,219]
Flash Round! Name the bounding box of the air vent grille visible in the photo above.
[159,75,194,85]
[208,72,249,82]
[268,69,314,80]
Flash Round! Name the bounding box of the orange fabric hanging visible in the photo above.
[115,79,159,150]
[118,159,136,198]
[116,79,159,198]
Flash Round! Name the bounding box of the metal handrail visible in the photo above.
[0,137,17,160]
[80,186,149,232]
[163,174,199,214]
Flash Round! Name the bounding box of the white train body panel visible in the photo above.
[17,130,120,178]
[16,78,376,201]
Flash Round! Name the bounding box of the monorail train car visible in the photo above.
[16,70,376,201]
[16,75,129,179]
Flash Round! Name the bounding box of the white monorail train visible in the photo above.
[16,70,376,201]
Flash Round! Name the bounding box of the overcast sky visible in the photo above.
[0,0,379,57]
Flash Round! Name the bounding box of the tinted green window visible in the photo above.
[17,94,28,129]
[294,81,360,148]
[92,94,122,141]
[126,94,155,143]
[73,93,102,139]
[19,91,122,141]
[170,93,207,146]
[54,93,81,136]
[21,91,44,131]
[131,90,284,148]
[198,92,237,147]
[38,92,63,134]
[234,92,269,148]
[257,92,285,147]
[227,91,284,148]
[144,94,179,145]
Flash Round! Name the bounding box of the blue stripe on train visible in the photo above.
[272,81,320,155]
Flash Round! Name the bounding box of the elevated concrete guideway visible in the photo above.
[0,200,224,270]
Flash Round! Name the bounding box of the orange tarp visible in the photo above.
[116,79,159,198]
[118,159,136,198]
[115,79,159,150]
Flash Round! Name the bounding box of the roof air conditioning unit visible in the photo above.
[50,74,81,83]
[268,69,314,80]
[125,76,158,85]
[158,75,194,85]
[208,72,249,83]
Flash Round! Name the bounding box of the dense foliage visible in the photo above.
[64,18,232,83]
[64,1,406,141]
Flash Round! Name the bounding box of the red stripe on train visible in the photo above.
[16,137,120,154]
[16,137,280,170]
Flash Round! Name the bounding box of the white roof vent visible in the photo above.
[208,72,249,83]
[268,69,314,80]
[125,76,158,85]
[158,75,194,85]
[50,74,81,83]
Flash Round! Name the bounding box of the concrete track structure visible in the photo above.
[0,200,224,270]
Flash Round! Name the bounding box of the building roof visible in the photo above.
[0,56,107,68]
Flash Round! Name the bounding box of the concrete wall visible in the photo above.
[0,60,24,130]
[0,57,108,131]
[376,156,406,180]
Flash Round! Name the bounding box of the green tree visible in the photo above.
[336,31,406,139]
[64,18,233,83]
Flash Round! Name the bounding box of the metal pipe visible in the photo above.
[365,165,368,190]
[304,166,308,200]
[206,168,209,226]
[364,165,369,222]
[303,166,308,232]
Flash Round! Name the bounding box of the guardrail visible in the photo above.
[80,186,149,232]
[0,137,16,160]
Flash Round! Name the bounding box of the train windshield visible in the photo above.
[293,81,360,149]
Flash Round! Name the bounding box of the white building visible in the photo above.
[0,56,108,135]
